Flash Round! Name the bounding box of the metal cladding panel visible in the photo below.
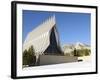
[24,16,56,45]
[23,32,50,54]
[23,16,56,54]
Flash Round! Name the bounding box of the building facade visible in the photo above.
[23,15,62,56]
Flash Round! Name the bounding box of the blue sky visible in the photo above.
[23,10,91,45]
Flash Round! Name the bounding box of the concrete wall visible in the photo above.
[38,55,78,65]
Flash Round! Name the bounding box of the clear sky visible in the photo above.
[23,10,91,45]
